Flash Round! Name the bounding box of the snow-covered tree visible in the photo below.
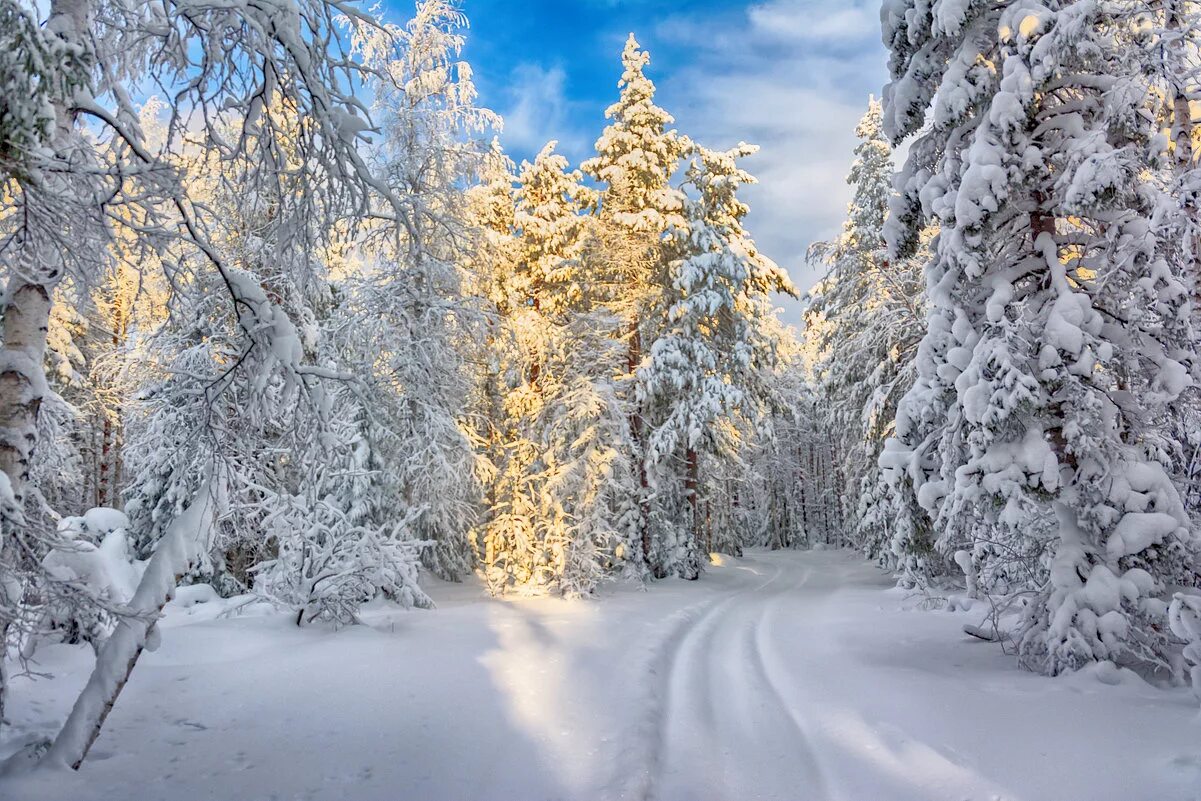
[0,0,429,763]
[582,34,690,564]
[0,0,88,185]
[881,0,1200,675]
[640,143,795,579]
[462,139,521,567]
[1159,2,1201,527]
[805,99,928,564]
[483,142,591,592]
[483,142,640,595]
[1,0,406,757]
[344,0,498,582]
[248,383,433,625]
[120,98,352,584]
[1170,591,1201,703]
[747,349,809,551]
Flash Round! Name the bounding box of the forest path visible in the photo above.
[630,553,832,801]
[3,550,1198,801]
[612,549,1007,801]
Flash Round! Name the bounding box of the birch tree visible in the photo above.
[1,0,403,756]
[345,1,497,582]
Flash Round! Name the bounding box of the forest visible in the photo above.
[1,0,1201,799]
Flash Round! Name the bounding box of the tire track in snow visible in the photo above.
[607,561,786,801]
[746,565,831,800]
[607,591,731,801]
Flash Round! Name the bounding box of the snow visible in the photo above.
[166,584,221,610]
[3,550,1197,801]
[1107,512,1180,560]
[42,528,141,605]
[43,510,144,609]
[80,508,130,536]
[1171,593,1201,701]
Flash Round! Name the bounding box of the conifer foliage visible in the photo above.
[793,2,1201,684]
[805,99,927,567]
[642,144,795,579]
[865,0,1201,676]
[477,33,797,591]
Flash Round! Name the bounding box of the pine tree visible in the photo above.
[484,142,593,592]
[582,34,690,570]
[483,142,640,595]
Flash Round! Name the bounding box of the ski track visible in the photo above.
[610,563,783,801]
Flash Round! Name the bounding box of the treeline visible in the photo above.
[0,0,812,685]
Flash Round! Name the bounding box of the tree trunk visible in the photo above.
[43,482,216,770]
[96,305,128,509]
[628,325,653,568]
[0,0,92,735]
[97,415,113,507]
[818,443,830,545]
[0,279,55,732]
[1167,0,1201,307]
[0,280,53,514]
[1030,190,1057,242]
[678,447,701,580]
[704,494,712,555]
[528,295,542,390]
[797,443,809,547]
[1169,0,1195,174]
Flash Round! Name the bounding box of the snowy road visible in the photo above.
[628,558,830,801]
[4,550,1200,801]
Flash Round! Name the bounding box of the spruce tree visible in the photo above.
[882,0,1200,674]
[806,99,928,565]
[640,144,795,579]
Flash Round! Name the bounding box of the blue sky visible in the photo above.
[391,0,891,325]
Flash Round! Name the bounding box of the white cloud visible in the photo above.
[747,0,878,44]
[654,1,888,325]
[496,63,589,161]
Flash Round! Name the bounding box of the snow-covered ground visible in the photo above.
[3,549,1199,801]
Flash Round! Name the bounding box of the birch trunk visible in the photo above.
[1168,1,1195,175]
[1167,0,1201,307]
[43,483,216,770]
[0,0,92,735]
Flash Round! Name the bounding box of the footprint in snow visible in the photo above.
[174,718,208,731]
